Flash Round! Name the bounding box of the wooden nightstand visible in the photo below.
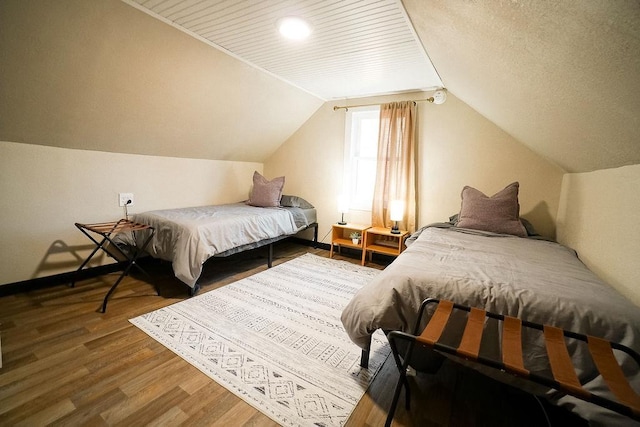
[361,227,409,265]
[330,223,370,258]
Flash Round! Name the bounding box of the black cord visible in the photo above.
[533,394,552,427]
[319,228,332,243]
[124,199,131,220]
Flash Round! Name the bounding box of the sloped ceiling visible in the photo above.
[1,0,638,172]
[0,0,324,163]
[125,0,443,99]
[125,0,640,173]
[403,0,640,173]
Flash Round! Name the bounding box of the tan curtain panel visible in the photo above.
[371,101,417,232]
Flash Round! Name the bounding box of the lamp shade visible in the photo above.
[337,194,349,214]
[389,200,404,221]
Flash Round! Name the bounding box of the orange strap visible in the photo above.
[418,300,453,345]
[588,336,640,416]
[458,307,485,359]
[502,316,529,376]
[544,325,590,399]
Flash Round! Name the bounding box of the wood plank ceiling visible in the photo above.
[124,0,443,100]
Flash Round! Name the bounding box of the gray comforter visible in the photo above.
[129,203,306,288]
[341,226,640,425]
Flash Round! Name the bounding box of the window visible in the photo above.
[343,106,380,211]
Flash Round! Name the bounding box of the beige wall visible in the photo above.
[557,165,640,306]
[0,0,322,163]
[0,141,261,285]
[265,91,565,244]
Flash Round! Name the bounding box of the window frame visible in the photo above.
[342,105,380,212]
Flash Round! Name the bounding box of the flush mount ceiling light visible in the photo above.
[278,17,312,40]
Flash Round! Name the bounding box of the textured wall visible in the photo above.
[557,165,640,306]
[0,0,322,162]
[403,0,640,172]
[0,141,261,285]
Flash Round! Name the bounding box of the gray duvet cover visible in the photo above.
[341,226,640,425]
[128,203,310,288]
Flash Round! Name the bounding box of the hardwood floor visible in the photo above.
[0,241,587,426]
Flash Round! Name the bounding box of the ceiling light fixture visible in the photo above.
[278,17,312,40]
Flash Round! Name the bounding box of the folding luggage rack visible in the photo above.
[386,298,640,426]
[72,219,157,313]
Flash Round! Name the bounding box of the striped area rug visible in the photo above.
[130,253,389,426]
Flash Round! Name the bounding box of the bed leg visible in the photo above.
[360,336,372,368]
[190,283,200,297]
[267,243,273,268]
[313,223,318,248]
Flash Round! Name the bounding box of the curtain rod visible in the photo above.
[333,97,435,111]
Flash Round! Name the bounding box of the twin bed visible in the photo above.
[341,184,640,425]
[117,172,317,294]
[125,198,317,294]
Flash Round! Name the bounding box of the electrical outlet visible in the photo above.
[118,193,134,207]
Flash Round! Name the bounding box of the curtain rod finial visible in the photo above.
[431,89,447,105]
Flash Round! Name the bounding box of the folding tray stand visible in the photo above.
[71,219,158,313]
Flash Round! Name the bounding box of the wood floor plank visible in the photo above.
[70,347,176,408]
[180,391,243,426]
[111,386,190,427]
[211,399,266,427]
[51,387,127,426]
[14,397,76,427]
[119,357,191,397]
[0,366,89,418]
[0,344,90,389]
[145,406,190,427]
[178,366,214,395]
[242,411,281,427]
[178,380,227,417]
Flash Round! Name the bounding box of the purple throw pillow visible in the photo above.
[248,171,285,207]
[456,182,527,237]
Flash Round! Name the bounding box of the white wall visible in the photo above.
[0,141,261,285]
[557,164,640,306]
[265,91,565,245]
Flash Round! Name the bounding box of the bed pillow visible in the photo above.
[248,171,285,207]
[456,182,527,237]
[280,195,314,209]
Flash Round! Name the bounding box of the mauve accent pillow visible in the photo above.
[248,171,285,207]
[456,182,527,237]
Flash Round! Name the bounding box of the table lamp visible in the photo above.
[389,200,404,234]
[337,194,349,225]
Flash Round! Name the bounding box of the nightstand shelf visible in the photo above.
[362,227,409,265]
[330,223,370,258]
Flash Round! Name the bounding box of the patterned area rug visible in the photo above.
[130,253,390,426]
